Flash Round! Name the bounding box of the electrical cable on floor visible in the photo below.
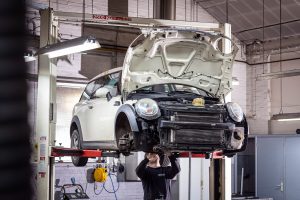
[84,182,88,194]
[103,173,120,193]
[93,182,104,195]
[108,174,118,200]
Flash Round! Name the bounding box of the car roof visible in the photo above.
[89,67,122,82]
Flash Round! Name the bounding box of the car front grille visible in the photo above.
[174,111,222,123]
[160,105,226,146]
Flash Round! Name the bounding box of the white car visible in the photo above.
[70,30,248,166]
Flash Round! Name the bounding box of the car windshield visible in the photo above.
[133,84,212,97]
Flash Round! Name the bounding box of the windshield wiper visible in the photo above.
[168,91,197,95]
[135,90,167,95]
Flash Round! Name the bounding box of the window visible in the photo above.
[79,70,121,101]
[80,81,96,101]
[91,71,121,99]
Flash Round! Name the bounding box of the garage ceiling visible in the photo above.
[196,0,300,43]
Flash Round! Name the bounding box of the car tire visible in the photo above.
[71,129,88,166]
[116,127,132,156]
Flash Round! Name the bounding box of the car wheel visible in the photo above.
[71,129,88,166]
[116,126,132,156]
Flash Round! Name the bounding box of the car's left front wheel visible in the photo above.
[116,124,133,156]
[71,129,88,166]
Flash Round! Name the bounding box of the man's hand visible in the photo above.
[146,153,160,163]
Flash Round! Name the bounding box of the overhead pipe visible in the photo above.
[153,0,176,20]
[235,18,300,34]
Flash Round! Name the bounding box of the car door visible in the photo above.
[85,72,122,142]
[74,80,96,141]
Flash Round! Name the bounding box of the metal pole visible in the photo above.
[240,167,244,196]
[153,0,176,20]
[188,152,192,200]
[36,9,58,200]
[221,23,232,200]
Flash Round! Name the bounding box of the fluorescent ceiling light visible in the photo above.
[24,51,37,62]
[57,82,86,89]
[232,77,239,86]
[277,118,300,122]
[36,36,100,58]
[272,113,300,121]
[24,55,37,62]
[256,69,300,80]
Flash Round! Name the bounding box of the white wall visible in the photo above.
[246,50,300,135]
[179,158,210,200]
[270,57,300,134]
[246,63,271,134]
[55,87,84,148]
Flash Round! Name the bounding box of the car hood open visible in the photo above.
[121,30,238,98]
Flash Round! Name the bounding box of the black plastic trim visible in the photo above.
[115,104,139,132]
[70,116,84,146]
[160,120,235,130]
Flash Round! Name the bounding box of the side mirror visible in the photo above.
[94,87,110,98]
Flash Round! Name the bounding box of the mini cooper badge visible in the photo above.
[192,98,205,107]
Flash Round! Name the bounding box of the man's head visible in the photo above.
[146,153,160,164]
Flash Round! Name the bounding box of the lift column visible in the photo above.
[35,9,58,200]
[209,23,233,200]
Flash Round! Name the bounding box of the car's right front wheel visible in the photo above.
[71,129,88,166]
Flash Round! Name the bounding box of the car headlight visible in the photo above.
[135,98,161,120]
[226,102,244,122]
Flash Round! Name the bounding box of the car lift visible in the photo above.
[51,147,224,159]
[34,8,233,200]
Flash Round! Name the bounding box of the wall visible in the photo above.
[246,50,300,135]
[270,56,300,134]
[246,62,271,134]
[56,86,84,148]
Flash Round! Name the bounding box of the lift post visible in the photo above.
[35,8,58,200]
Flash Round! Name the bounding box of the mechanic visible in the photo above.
[136,152,181,200]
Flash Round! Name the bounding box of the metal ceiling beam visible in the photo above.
[271,113,300,121]
[235,19,300,34]
[53,11,221,32]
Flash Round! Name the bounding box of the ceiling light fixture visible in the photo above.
[24,51,37,62]
[256,69,300,80]
[232,77,239,86]
[36,36,100,58]
[56,82,86,89]
[272,113,300,121]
